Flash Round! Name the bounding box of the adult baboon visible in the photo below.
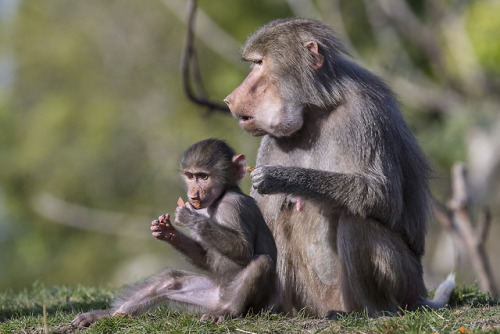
[224,18,454,317]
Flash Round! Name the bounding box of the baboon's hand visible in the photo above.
[251,165,289,194]
[174,203,203,228]
[151,214,179,244]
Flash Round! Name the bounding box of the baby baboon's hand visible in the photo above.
[151,214,179,244]
[174,203,203,228]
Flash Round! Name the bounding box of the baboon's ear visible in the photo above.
[304,41,324,70]
[232,154,246,181]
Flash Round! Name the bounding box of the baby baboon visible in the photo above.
[72,139,279,327]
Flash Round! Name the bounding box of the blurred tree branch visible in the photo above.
[179,0,230,114]
[31,192,149,239]
[160,0,240,62]
[373,0,447,78]
[433,163,499,298]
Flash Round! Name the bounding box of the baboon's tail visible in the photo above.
[425,273,456,309]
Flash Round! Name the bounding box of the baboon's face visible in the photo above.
[225,53,303,138]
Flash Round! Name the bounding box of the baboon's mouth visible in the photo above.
[237,115,264,136]
[238,116,255,128]
[190,200,201,209]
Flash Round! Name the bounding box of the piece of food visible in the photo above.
[179,196,201,208]
[246,165,255,173]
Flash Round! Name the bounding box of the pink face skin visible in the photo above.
[224,53,304,138]
[224,42,324,138]
[183,169,225,209]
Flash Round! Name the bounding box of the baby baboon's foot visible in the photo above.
[71,310,110,327]
[200,312,229,323]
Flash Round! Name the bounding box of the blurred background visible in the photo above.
[0,0,499,294]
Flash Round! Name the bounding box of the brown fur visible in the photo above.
[225,18,454,317]
[72,139,280,327]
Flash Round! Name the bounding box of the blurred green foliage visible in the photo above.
[0,0,499,293]
[466,1,500,80]
[0,0,290,292]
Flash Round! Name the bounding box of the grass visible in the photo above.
[0,282,498,333]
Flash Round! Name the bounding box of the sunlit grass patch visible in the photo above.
[0,283,498,333]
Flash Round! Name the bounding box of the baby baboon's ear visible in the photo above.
[232,154,246,181]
